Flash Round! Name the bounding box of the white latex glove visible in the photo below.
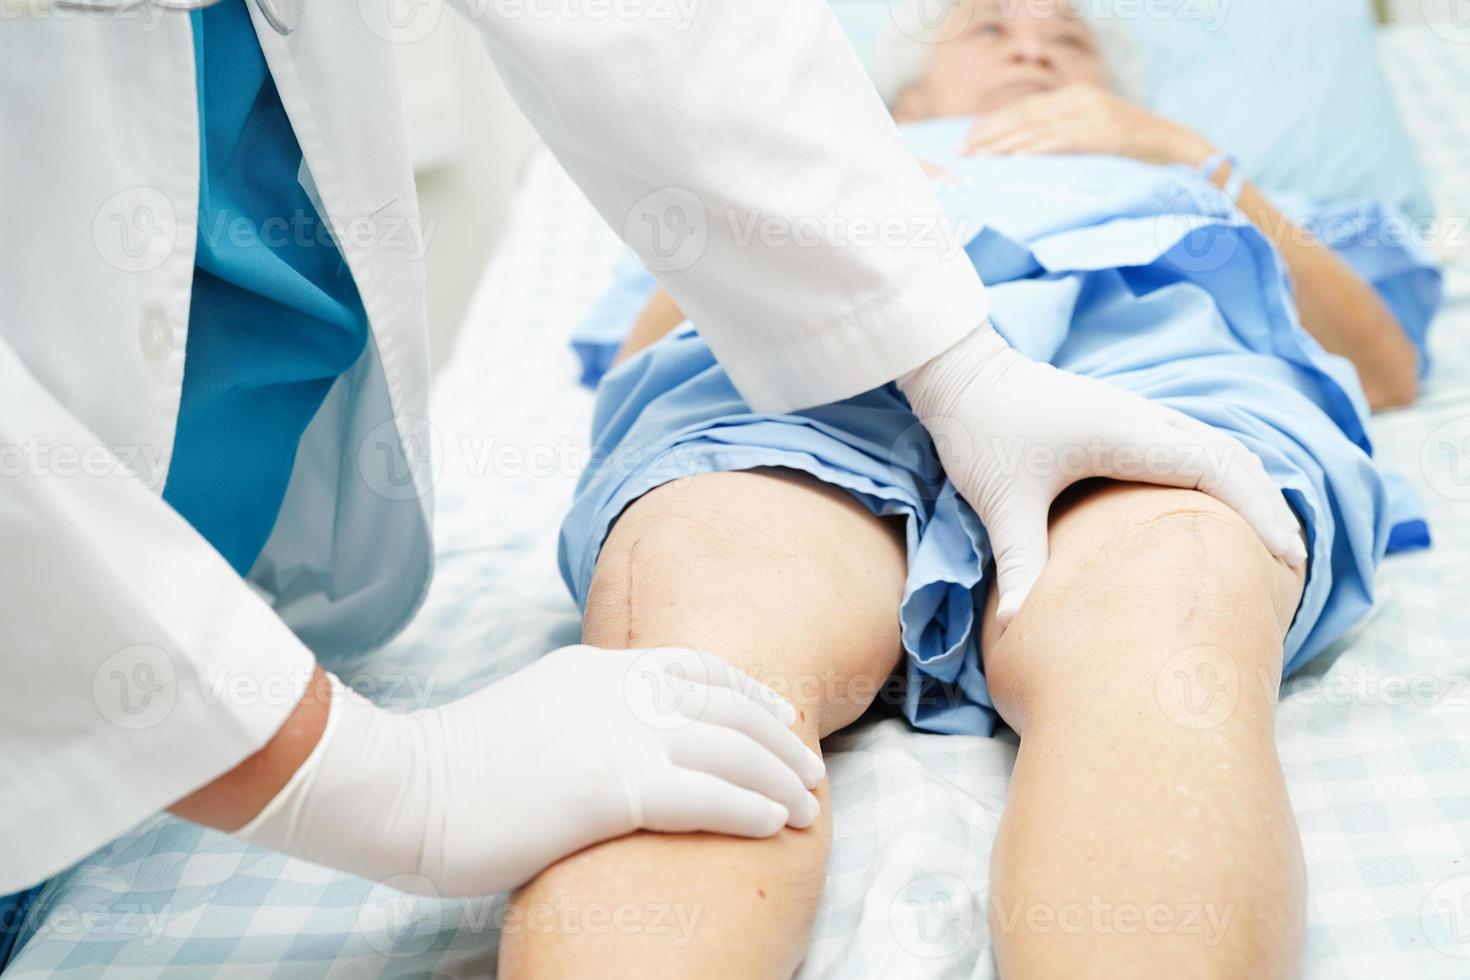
[898,325,1308,627]
[236,645,824,897]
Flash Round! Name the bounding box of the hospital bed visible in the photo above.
[7,20,1470,980]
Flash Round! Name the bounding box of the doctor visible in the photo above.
[0,0,1306,911]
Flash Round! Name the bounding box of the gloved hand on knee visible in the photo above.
[898,324,1308,627]
[236,644,824,896]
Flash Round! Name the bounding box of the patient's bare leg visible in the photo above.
[498,469,907,979]
[981,480,1308,980]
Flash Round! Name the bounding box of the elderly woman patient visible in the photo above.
[502,1,1441,977]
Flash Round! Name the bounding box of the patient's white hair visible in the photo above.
[872,0,1149,108]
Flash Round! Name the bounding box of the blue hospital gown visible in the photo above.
[560,117,1442,736]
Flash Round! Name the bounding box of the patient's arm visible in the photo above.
[1221,171,1420,409]
[627,104,1419,411]
[965,84,1421,410]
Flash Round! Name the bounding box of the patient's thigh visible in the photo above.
[979,479,1307,732]
[584,468,907,736]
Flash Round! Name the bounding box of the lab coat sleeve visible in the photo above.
[0,341,316,892]
[451,0,989,414]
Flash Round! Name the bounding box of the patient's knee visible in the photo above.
[983,485,1303,724]
[579,471,907,735]
[1056,485,1295,628]
[1109,488,1303,629]
[581,473,837,654]
[583,500,730,649]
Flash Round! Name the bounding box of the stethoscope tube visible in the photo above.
[48,0,297,35]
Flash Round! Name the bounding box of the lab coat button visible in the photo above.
[139,312,174,365]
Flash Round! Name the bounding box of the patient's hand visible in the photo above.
[962,83,1213,167]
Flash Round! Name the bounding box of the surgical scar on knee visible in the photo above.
[621,537,640,647]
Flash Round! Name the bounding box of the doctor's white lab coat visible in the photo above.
[0,0,988,890]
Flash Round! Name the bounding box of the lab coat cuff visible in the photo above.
[718,257,991,415]
[0,602,316,893]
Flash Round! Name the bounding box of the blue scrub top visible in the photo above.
[1,5,368,954]
[162,0,371,575]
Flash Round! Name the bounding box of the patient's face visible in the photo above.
[894,0,1112,121]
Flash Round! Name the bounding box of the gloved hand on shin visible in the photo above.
[236,644,823,896]
[898,324,1308,627]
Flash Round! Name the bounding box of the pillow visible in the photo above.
[829,0,1435,222]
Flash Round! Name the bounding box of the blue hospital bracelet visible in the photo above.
[1198,150,1246,204]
